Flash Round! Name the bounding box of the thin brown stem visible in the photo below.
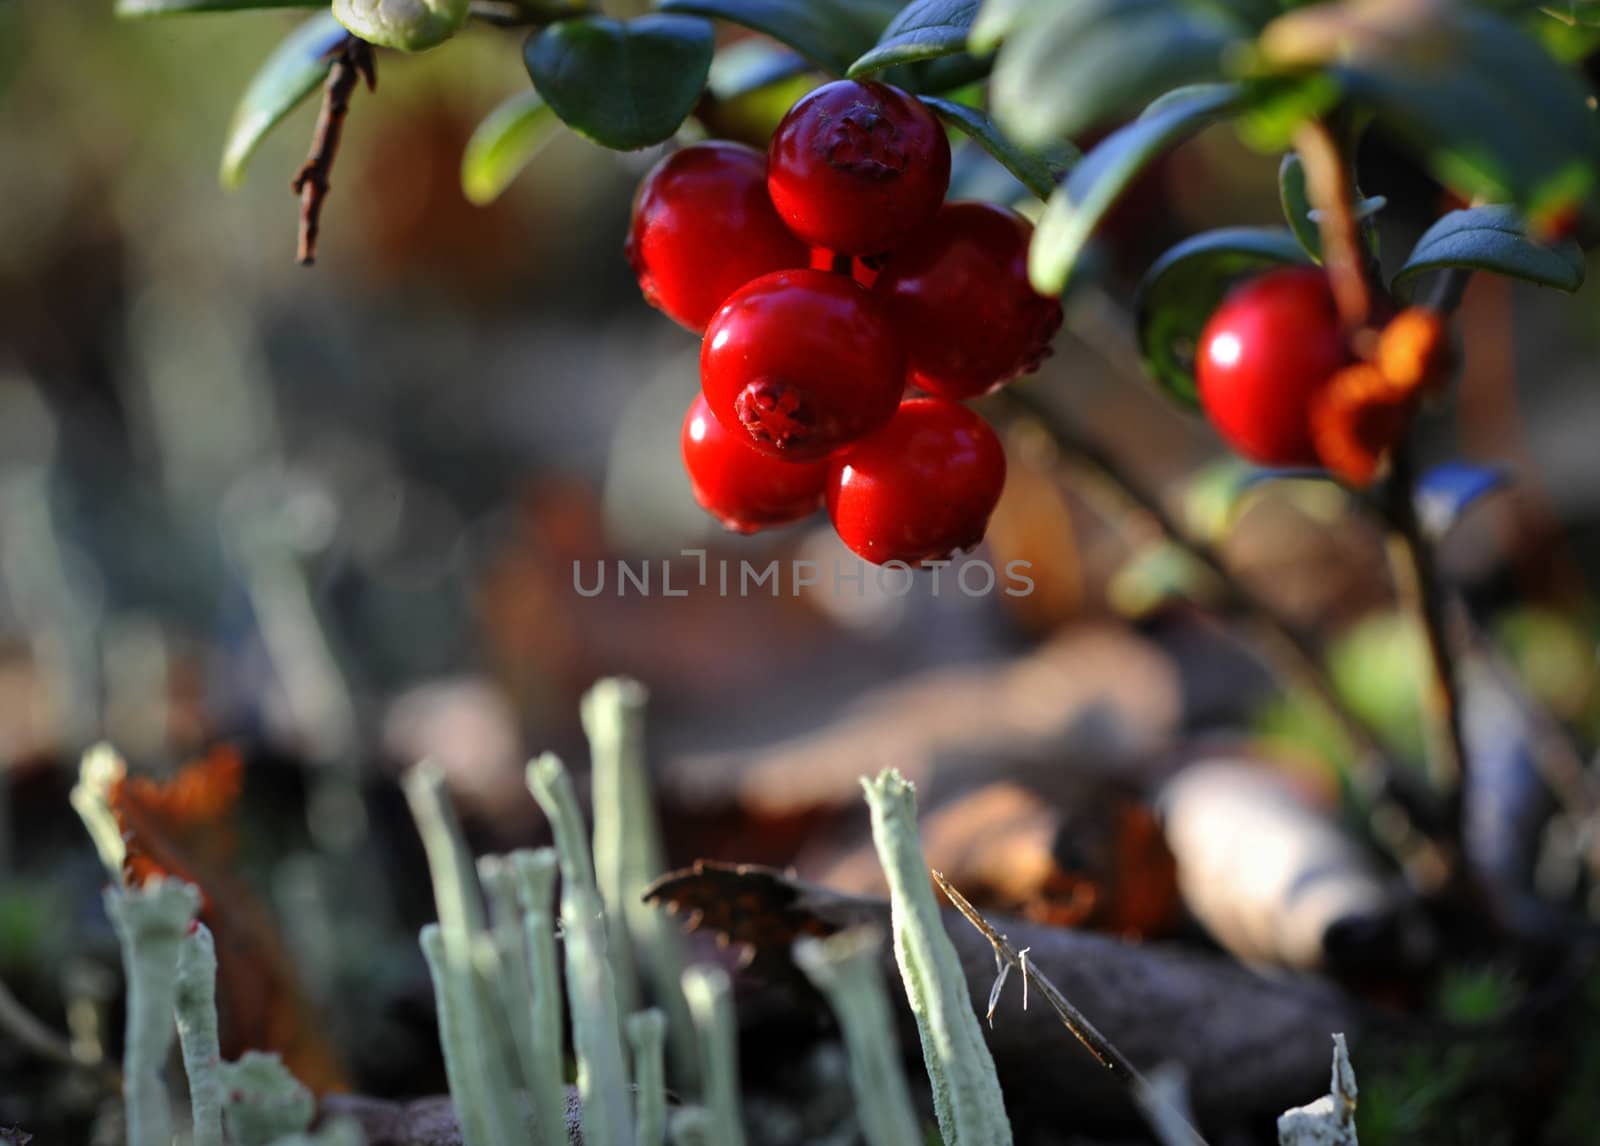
[291,37,376,266]
[931,871,1207,1146]
[1382,441,1469,828]
[1294,119,1373,333]
[1002,385,1453,886]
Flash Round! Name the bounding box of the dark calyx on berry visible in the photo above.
[701,268,904,462]
[768,79,951,256]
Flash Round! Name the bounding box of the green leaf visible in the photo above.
[658,0,903,75]
[1133,226,1310,409]
[1260,4,1600,218]
[1277,152,1386,263]
[525,14,714,151]
[1030,83,1246,296]
[990,0,1242,148]
[220,13,347,190]
[919,95,1075,201]
[849,0,981,77]
[1278,153,1320,260]
[1391,205,1586,295]
[116,0,320,14]
[461,89,561,205]
[332,0,468,52]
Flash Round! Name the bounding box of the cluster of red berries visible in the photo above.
[1195,267,1449,485]
[627,79,1063,565]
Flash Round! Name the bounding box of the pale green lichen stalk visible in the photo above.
[405,764,523,1146]
[528,751,635,1146]
[512,847,570,1146]
[477,854,539,1091]
[628,1008,668,1146]
[584,677,696,1081]
[174,922,226,1146]
[683,965,746,1146]
[863,769,1013,1146]
[794,927,924,1146]
[105,877,201,1146]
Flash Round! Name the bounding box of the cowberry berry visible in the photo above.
[701,268,904,461]
[826,397,1006,565]
[1196,267,1350,467]
[626,142,809,333]
[874,201,1062,399]
[680,394,827,533]
[767,79,951,256]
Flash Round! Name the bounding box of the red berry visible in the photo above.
[627,142,809,333]
[826,398,1006,565]
[767,79,951,256]
[680,394,827,533]
[875,201,1062,399]
[1196,267,1350,466]
[701,268,905,461]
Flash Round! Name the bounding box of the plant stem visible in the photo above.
[930,872,1207,1146]
[1294,118,1372,331]
[511,848,571,1146]
[174,924,225,1146]
[292,37,375,266]
[793,927,923,1146]
[527,752,636,1146]
[628,1009,669,1146]
[863,770,1012,1146]
[105,879,201,1146]
[1002,385,1450,885]
[1382,441,1469,826]
[682,967,745,1146]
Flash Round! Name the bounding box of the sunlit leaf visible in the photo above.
[850,0,982,77]
[220,13,347,190]
[919,95,1076,201]
[1030,83,1246,296]
[461,88,560,205]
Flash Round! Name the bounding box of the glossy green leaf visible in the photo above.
[919,95,1075,201]
[461,89,560,205]
[116,0,320,14]
[525,14,714,151]
[1133,226,1310,409]
[1391,205,1586,295]
[990,0,1242,148]
[220,13,347,190]
[333,0,468,52]
[1261,4,1600,218]
[658,0,902,75]
[850,0,981,77]
[1030,83,1246,297]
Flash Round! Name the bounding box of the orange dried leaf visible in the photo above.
[1311,363,1417,487]
[1375,307,1452,396]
